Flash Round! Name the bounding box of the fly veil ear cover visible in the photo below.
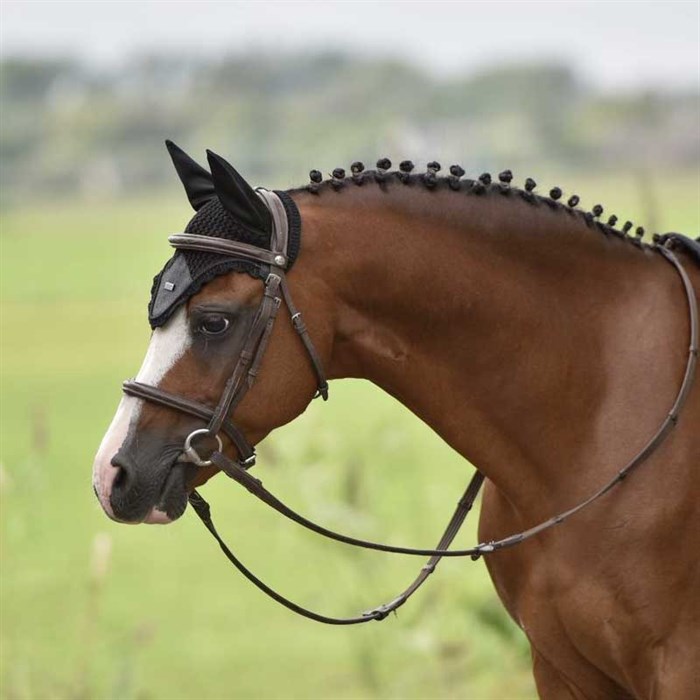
[205,149,272,233]
[165,140,215,211]
[147,142,300,329]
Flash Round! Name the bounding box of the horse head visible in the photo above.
[92,142,331,523]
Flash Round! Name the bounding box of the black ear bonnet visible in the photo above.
[148,143,301,329]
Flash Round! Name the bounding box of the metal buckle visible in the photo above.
[362,603,394,621]
[183,428,223,467]
[290,311,304,332]
[239,453,257,469]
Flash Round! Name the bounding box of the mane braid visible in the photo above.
[290,162,652,249]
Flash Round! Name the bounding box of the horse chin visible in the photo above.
[151,463,190,522]
[144,462,219,524]
[143,507,176,525]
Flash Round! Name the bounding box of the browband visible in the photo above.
[168,189,292,268]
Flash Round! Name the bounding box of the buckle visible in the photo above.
[291,311,305,332]
[363,604,391,621]
[239,453,257,469]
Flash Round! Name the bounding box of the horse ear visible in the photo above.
[165,140,215,211]
[206,149,272,233]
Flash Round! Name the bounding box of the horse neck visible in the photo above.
[294,185,687,510]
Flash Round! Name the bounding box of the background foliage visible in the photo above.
[1,47,699,700]
[1,53,699,204]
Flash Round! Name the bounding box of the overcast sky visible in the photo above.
[1,1,698,91]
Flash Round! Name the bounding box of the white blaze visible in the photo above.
[133,305,192,387]
[92,306,191,519]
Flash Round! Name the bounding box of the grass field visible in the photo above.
[2,170,698,700]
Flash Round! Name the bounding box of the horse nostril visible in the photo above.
[110,451,133,496]
[108,449,150,521]
[112,464,127,491]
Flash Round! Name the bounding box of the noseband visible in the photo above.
[123,194,698,625]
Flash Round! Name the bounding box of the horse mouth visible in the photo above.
[104,449,196,525]
[150,461,191,523]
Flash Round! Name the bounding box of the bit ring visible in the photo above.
[183,428,223,467]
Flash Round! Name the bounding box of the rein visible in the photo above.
[123,192,698,625]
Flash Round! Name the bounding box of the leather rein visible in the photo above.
[123,191,698,625]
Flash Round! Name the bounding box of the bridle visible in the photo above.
[123,192,698,625]
[125,190,328,471]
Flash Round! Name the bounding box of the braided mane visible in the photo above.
[289,159,659,249]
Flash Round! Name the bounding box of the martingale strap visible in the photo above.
[124,187,698,626]
[188,470,486,624]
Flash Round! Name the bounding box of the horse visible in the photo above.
[93,143,699,699]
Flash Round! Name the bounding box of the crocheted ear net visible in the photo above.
[147,191,300,328]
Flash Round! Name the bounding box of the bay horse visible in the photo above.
[93,143,699,699]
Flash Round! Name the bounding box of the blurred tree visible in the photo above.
[0,53,697,205]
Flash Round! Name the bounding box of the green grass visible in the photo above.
[1,171,698,700]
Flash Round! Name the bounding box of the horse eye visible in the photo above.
[200,315,230,336]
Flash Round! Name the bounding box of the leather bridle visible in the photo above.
[124,189,329,471]
[123,191,698,625]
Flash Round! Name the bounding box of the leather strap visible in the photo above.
[168,234,286,268]
[207,274,283,435]
[122,379,257,466]
[279,273,329,400]
[258,188,289,260]
[209,451,489,557]
[187,469,486,625]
